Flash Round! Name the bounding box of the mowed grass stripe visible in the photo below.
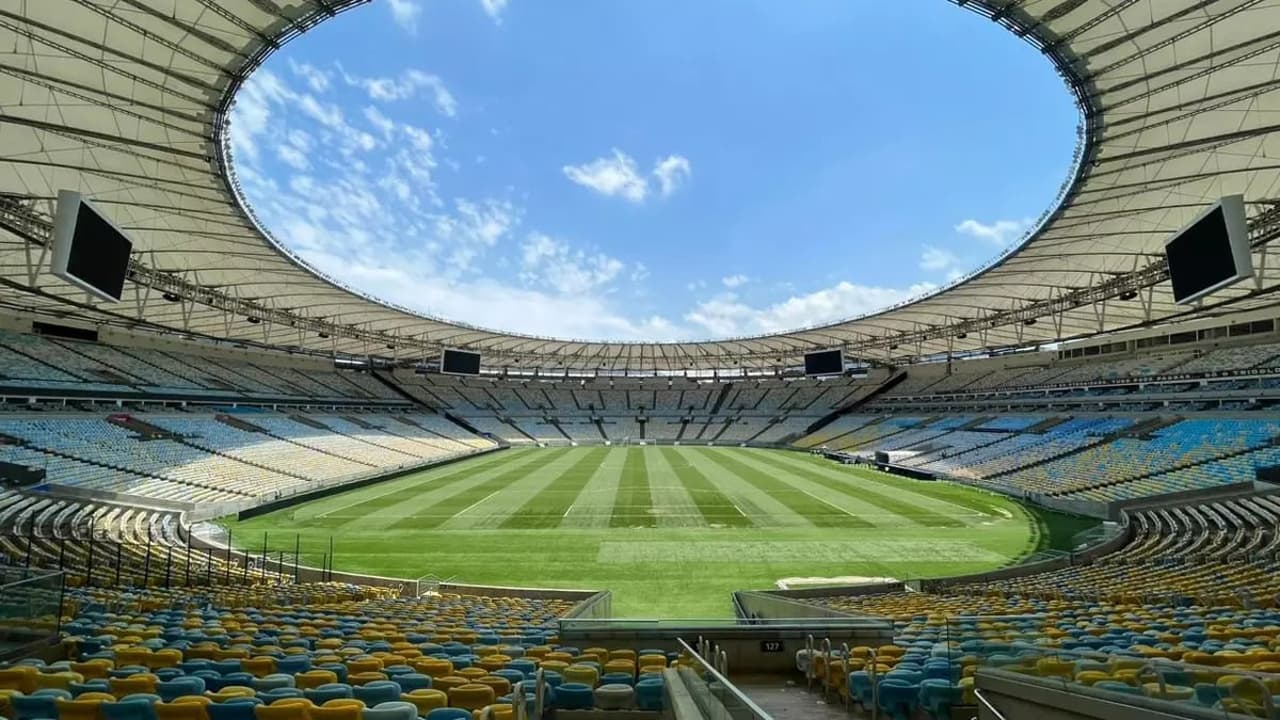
[769,450,995,523]
[313,450,520,520]
[747,451,965,528]
[700,449,871,528]
[657,447,752,527]
[849,465,1006,517]
[392,448,569,529]
[500,448,611,529]
[560,448,628,529]
[609,448,653,527]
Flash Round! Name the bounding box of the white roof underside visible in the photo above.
[3,0,1280,371]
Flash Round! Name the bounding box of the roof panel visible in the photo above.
[1,0,1280,369]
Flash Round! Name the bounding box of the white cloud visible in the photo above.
[276,129,313,171]
[363,106,396,139]
[289,60,331,93]
[563,150,649,203]
[387,0,423,34]
[919,245,959,272]
[480,0,509,22]
[954,217,1033,246]
[229,68,702,342]
[434,199,520,273]
[519,233,625,295]
[230,63,949,343]
[653,155,691,196]
[230,69,291,161]
[563,149,691,203]
[342,68,457,116]
[683,281,937,338]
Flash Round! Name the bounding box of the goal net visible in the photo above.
[413,573,456,597]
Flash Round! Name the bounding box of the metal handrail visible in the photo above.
[1135,662,1168,698]
[819,637,832,702]
[1229,675,1275,718]
[868,648,879,720]
[974,688,1009,720]
[804,633,816,691]
[675,637,772,720]
[512,680,525,720]
[840,642,851,710]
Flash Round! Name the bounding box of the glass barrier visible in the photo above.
[560,617,892,633]
[674,637,772,720]
[0,568,63,660]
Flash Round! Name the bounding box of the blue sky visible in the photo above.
[230,0,1078,341]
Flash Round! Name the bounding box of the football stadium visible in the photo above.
[4,1,1280,719]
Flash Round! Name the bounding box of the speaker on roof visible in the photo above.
[1165,195,1252,305]
[51,190,133,303]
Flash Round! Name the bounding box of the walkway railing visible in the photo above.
[675,636,772,720]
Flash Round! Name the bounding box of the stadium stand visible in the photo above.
[16,0,1280,717]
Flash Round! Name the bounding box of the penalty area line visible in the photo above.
[797,488,859,518]
[453,491,500,519]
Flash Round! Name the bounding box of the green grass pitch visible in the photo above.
[221,446,1094,617]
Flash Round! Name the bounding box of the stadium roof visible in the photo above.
[2,0,1280,372]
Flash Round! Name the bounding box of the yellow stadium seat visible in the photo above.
[447,684,494,712]
[155,701,208,720]
[401,690,447,715]
[109,675,158,699]
[0,666,39,693]
[295,671,338,690]
[55,697,108,720]
[433,677,468,694]
[36,672,84,691]
[241,659,276,679]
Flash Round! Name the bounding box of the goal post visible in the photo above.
[414,573,456,596]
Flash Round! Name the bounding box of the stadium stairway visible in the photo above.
[708,384,733,415]
[744,419,780,445]
[104,416,182,441]
[1023,416,1071,433]
[499,419,537,443]
[369,371,432,408]
[547,420,573,443]
[708,418,735,442]
[802,415,888,450]
[1124,415,1189,439]
[794,370,908,444]
[285,415,329,431]
[214,416,269,435]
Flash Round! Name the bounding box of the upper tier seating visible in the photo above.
[1174,342,1280,375]
[0,331,405,401]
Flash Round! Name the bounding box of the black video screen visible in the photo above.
[442,349,481,375]
[66,202,131,301]
[804,349,843,376]
[1166,206,1239,303]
